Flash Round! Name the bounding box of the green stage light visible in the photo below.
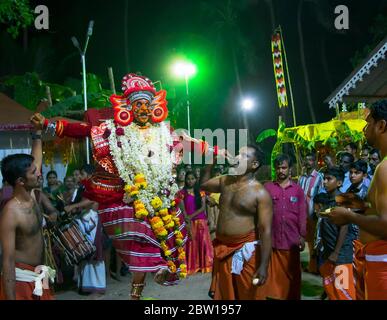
[172,60,197,78]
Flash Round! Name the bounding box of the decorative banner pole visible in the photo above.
[271,26,297,127]
[271,26,300,176]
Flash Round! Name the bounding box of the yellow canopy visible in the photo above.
[278,119,366,145]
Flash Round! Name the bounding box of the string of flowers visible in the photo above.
[106,119,186,278]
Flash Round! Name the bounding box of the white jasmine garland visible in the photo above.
[106,120,179,215]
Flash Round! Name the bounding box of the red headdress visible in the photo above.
[109,73,168,126]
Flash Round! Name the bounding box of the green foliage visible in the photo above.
[0,0,34,38]
[256,129,277,143]
[41,90,111,118]
[2,72,112,116]
[2,72,43,110]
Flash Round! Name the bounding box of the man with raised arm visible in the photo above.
[0,121,56,300]
[201,145,273,300]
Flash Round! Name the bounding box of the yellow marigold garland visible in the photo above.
[124,176,187,279]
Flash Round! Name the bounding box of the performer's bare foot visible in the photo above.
[153,268,169,285]
[131,283,145,300]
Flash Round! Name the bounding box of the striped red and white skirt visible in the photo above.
[98,202,188,285]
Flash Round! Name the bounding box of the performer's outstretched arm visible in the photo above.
[31,113,92,139]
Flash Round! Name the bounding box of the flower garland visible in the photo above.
[106,119,186,278]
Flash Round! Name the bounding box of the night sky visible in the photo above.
[1,0,386,141]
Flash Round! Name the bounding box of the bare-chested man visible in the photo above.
[0,118,55,300]
[201,145,273,300]
[329,100,387,300]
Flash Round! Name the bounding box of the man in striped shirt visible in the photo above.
[298,152,324,274]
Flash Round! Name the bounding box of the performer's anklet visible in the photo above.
[131,283,145,300]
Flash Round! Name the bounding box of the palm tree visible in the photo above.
[200,0,257,133]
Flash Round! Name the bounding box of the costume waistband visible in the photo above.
[215,231,257,245]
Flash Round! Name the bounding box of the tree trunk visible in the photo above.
[297,0,316,123]
[23,27,28,52]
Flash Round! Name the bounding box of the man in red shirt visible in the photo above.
[264,154,307,300]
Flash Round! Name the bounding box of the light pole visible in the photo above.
[71,20,94,164]
[172,61,197,136]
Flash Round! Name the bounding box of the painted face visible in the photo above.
[349,168,365,185]
[323,174,342,193]
[132,99,152,125]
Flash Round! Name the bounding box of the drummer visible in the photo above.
[0,121,55,300]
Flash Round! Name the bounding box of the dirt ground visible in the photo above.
[56,249,323,300]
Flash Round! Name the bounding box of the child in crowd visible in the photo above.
[347,160,369,199]
[314,167,358,300]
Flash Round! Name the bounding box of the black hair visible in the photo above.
[212,167,222,176]
[370,148,381,158]
[305,152,316,161]
[184,171,203,209]
[338,151,354,163]
[46,170,58,179]
[1,154,34,187]
[361,145,371,152]
[81,164,95,175]
[369,100,387,122]
[247,144,265,169]
[323,166,345,182]
[345,142,358,152]
[314,192,331,205]
[350,160,368,174]
[274,153,292,168]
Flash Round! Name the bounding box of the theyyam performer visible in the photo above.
[31,73,212,299]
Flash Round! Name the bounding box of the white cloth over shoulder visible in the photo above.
[231,240,260,275]
[15,265,56,297]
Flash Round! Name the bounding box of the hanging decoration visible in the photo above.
[271,32,288,108]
